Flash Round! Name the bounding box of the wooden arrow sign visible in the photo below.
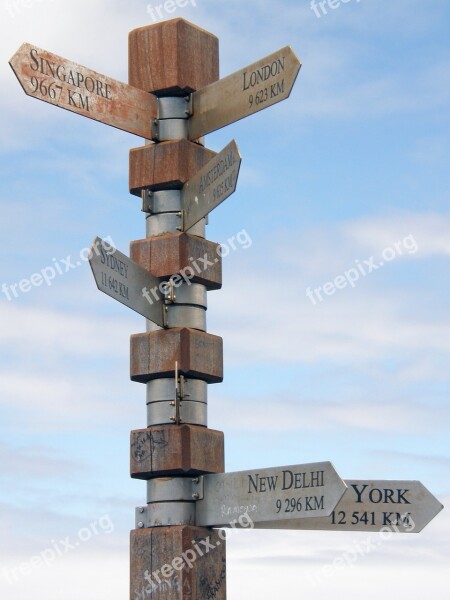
[194,462,347,527]
[89,237,165,327]
[188,46,301,140]
[263,479,444,533]
[9,43,156,138]
[181,139,241,231]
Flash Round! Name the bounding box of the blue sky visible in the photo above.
[0,0,449,598]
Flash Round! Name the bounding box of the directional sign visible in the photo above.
[188,46,301,140]
[262,480,444,533]
[181,140,241,231]
[195,462,346,528]
[9,43,156,138]
[89,237,165,327]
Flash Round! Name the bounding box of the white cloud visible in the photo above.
[0,303,131,360]
[297,60,450,119]
[0,303,145,432]
[209,210,450,373]
[226,502,450,598]
[211,270,449,366]
[0,442,82,478]
[371,450,450,469]
[0,551,127,600]
[344,211,450,257]
[0,368,140,432]
[211,392,449,435]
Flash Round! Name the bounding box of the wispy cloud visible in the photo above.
[209,210,450,368]
[370,450,450,469]
[0,442,82,478]
[212,393,450,435]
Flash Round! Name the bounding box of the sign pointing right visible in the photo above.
[195,462,347,528]
[264,480,444,533]
[181,139,241,232]
[189,46,301,140]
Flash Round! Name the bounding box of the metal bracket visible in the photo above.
[176,212,210,233]
[142,189,183,215]
[147,477,204,503]
[135,475,204,528]
[152,119,188,141]
[191,476,205,501]
[176,210,184,232]
[146,212,183,237]
[165,305,206,331]
[152,96,192,141]
[164,279,177,304]
[147,399,207,428]
[157,96,192,120]
[171,361,185,423]
[146,377,207,427]
[147,378,207,404]
[177,211,210,233]
[136,502,195,528]
[163,304,169,329]
[141,189,153,213]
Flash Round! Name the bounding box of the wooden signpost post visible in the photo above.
[9,16,443,600]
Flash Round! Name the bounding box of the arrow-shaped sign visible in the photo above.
[262,480,444,533]
[89,237,165,327]
[9,43,156,138]
[188,46,301,140]
[194,462,346,527]
[9,43,300,142]
[181,139,241,231]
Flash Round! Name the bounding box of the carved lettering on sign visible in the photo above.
[199,147,238,203]
[243,55,286,112]
[10,43,156,137]
[329,482,415,529]
[248,470,325,493]
[29,47,113,113]
[243,57,285,90]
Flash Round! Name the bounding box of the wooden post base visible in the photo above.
[131,526,226,600]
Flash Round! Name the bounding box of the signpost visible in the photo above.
[195,462,347,527]
[9,43,157,138]
[9,17,443,600]
[188,46,301,139]
[9,43,301,142]
[181,139,241,231]
[269,479,444,533]
[89,237,165,327]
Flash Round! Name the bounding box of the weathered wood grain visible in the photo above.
[130,425,225,479]
[130,233,222,291]
[129,18,219,94]
[130,328,223,383]
[129,140,216,197]
[9,43,156,138]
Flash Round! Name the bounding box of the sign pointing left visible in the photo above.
[89,237,165,327]
[9,43,157,138]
